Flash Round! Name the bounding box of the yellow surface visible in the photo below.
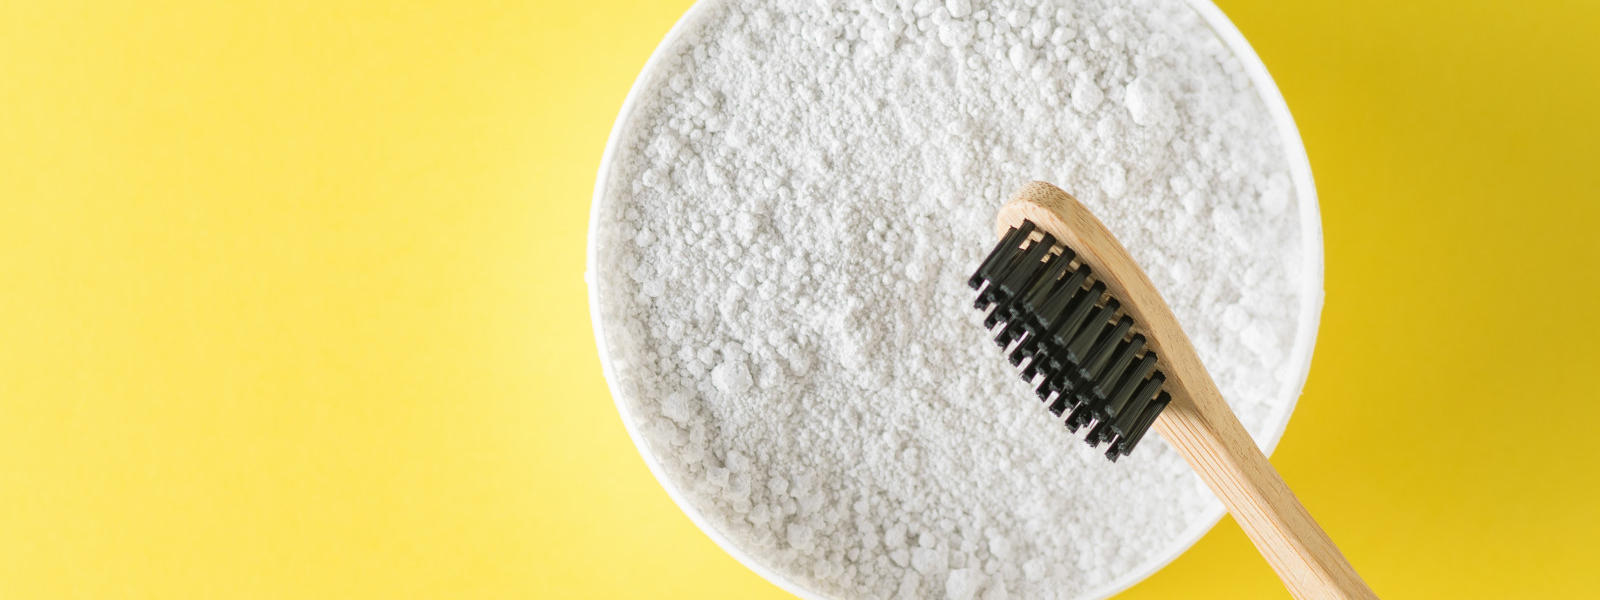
[2,0,1598,597]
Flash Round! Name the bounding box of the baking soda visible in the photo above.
[591,0,1310,597]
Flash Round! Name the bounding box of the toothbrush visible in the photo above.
[970,181,1377,599]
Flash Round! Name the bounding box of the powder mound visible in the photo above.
[593,0,1311,598]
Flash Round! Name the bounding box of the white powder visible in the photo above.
[590,0,1312,598]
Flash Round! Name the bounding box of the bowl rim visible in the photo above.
[584,1,1323,598]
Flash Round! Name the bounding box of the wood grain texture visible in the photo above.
[995,181,1376,600]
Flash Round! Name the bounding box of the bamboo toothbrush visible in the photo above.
[969,181,1376,599]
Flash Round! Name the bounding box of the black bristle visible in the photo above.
[1047,281,1104,350]
[1094,336,1145,396]
[970,223,1034,290]
[1034,264,1090,325]
[1045,375,1077,415]
[1063,403,1094,432]
[1113,392,1172,457]
[1065,299,1119,363]
[968,219,1174,461]
[1079,317,1134,388]
[1083,328,1142,412]
[1109,372,1166,437]
[1102,352,1158,420]
[1007,334,1032,366]
[1020,251,1075,312]
[1045,387,1073,416]
[1020,361,1039,382]
[1084,419,1115,447]
[1002,234,1057,287]
[994,318,1024,347]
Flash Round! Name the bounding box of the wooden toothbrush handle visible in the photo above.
[1153,390,1376,599]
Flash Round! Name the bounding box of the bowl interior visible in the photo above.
[585,1,1323,597]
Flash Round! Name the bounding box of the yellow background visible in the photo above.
[2,0,1597,597]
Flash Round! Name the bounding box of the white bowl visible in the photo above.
[586,1,1322,597]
